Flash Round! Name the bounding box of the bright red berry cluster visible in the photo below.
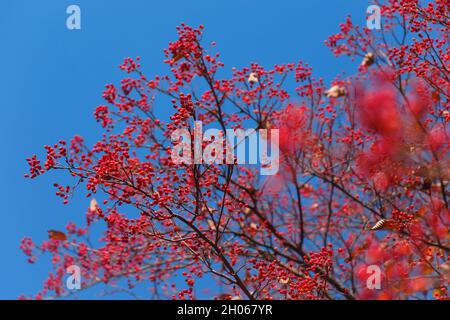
[22,1,448,300]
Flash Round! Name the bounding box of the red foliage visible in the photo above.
[22,1,449,300]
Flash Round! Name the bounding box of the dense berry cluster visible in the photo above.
[22,1,448,300]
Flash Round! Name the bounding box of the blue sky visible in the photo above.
[0,0,367,299]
